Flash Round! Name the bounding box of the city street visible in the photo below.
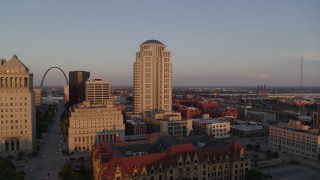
[25,103,67,180]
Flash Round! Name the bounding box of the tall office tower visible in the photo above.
[85,78,110,105]
[63,85,69,104]
[133,40,172,114]
[0,55,36,154]
[69,71,90,106]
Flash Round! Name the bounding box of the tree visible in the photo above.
[246,144,253,150]
[32,145,41,157]
[266,150,273,159]
[0,157,24,180]
[272,152,279,158]
[253,154,259,160]
[254,144,261,152]
[59,163,93,180]
[60,111,69,135]
[245,168,266,180]
[16,151,26,161]
[59,163,80,180]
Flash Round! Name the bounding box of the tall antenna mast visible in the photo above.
[298,57,304,121]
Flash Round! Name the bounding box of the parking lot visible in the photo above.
[262,164,320,180]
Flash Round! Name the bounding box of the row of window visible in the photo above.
[1,114,28,118]
[1,130,29,136]
[1,119,28,124]
[0,96,28,100]
[127,163,248,180]
[73,114,121,118]
[270,143,318,158]
[0,102,28,106]
[1,108,28,113]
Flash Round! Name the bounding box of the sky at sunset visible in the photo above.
[1,0,320,86]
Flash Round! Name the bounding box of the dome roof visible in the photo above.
[141,39,164,45]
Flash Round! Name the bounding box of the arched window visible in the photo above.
[0,77,3,87]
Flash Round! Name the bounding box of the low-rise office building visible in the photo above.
[246,110,277,124]
[192,118,230,139]
[196,101,219,114]
[269,120,320,160]
[142,112,192,137]
[125,119,147,135]
[68,101,125,152]
[179,106,202,120]
[211,107,238,119]
[231,121,267,138]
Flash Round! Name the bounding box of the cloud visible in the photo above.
[245,73,270,79]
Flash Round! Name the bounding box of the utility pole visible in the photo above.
[300,57,304,100]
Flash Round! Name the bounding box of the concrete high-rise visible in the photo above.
[69,71,90,106]
[133,40,172,114]
[0,55,36,155]
[85,78,110,105]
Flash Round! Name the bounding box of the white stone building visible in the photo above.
[0,55,36,155]
[68,101,125,152]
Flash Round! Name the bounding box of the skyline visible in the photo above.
[1,1,320,86]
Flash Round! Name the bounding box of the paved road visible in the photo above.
[25,103,67,180]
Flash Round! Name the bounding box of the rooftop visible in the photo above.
[0,55,29,73]
[271,124,320,136]
[109,135,229,156]
[192,118,227,124]
[141,39,164,45]
[95,134,245,178]
[231,124,264,131]
[126,119,146,126]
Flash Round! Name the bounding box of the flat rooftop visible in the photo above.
[126,119,146,125]
[192,119,227,124]
[109,135,228,157]
[231,124,263,131]
[271,125,320,136]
